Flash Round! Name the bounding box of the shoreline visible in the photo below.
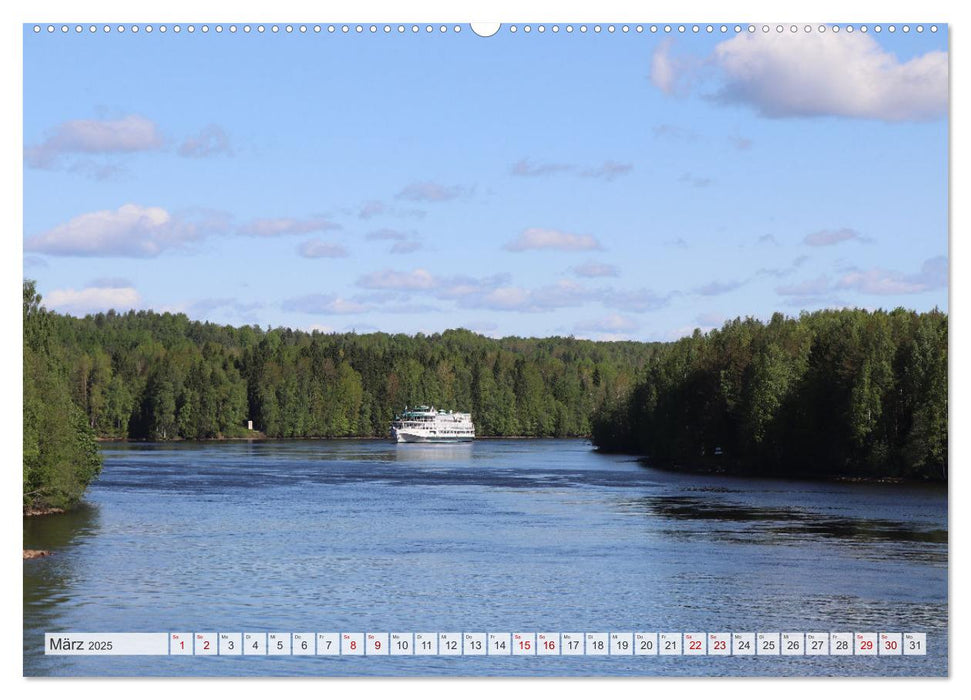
[23,506,66,517]
[628,455,946,486]
[95,434,593,443]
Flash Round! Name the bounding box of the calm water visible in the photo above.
[23,439,947,677]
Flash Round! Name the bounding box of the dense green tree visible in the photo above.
[23,281,103,511]
[593,308,948,481]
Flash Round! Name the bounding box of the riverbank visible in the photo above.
[94,434,590,442]
[23,506,66,517]
[24,549,52,559]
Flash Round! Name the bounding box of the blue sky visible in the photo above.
[22,23,948,341]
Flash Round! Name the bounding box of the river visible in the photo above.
[23,439,947,676]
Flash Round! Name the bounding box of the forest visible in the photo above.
[33,287,660,442]
[23,275,948,514]
[23,281,102,511]
[592,308,948,481]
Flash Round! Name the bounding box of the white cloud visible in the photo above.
[804,228,868,246]
[25,114,163,168]
[456,280,590,313]
[45,285,141,316]
[307,324,337,334]
[504,227,602,252]
[178,124,232,158]
[836,256,947,295]
[357,268,439,291]
[239,216,339,237]
[282,294,370,315]
[710,31,947,122]
[298,239,349,258]
[650,39,682,95]
[24,204,201,257]
[776,257,947,298]
[572,261,619,278]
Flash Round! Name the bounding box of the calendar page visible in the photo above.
[21,9,948,679]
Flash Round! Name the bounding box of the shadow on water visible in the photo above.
[23,504,102,661]
[23,502,101,552]
[618,495,947,550]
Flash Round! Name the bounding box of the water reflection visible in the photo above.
[618,495,947,553]
[392,442,475,465]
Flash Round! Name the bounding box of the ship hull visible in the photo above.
[393,430,474,443]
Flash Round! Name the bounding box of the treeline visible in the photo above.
[44,300,661,441]
[23,282,103,511]
[592,309,948,481]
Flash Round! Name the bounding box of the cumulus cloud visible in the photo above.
[239,216,340,237]
[510,159,573,177]
[572,261,619,278]
[282,294,370,315]
[804,227,869,246]
[24,204,203,257]
[836,256,947,295]
[357,268,439,291]
[776,257,946,299]
[396,181,469,202]
[45,285,141,316]
[298,239,349,258]
[25,114,163,169]
[459,280,590,313]
[650,39,690,95]
[178,124,232,158]
[580,161,634,181]
[504,228,602,252]
[710,31,947,122]
[434,274,510,301]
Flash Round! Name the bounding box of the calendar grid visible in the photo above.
[44,632,927,657]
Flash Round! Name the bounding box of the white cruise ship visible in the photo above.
[390,406,475,443]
